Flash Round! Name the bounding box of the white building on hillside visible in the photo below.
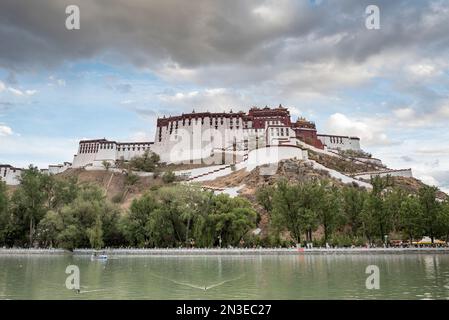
[0,164,22,186]
[72,106,363,168]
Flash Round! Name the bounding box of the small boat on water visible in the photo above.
[91,250,108,261]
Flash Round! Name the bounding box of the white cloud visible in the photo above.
[0,81,5,92]
[268,61,377,98]
[8,87,24,96]
[25,89,38,95]
[155,62,198,83]
[369,134,449,194]
[393,107,415,120]
[0,124,13,136]
[407,63,438,77]
[252,0,295,27]
[48,75,66,87]
[6,87,37,96]
[157,88,251,113]
[129,131,153,142]
[325,113,392,147]
[0,134,77,168]
[120,99,135,105]
[391,100,449,128]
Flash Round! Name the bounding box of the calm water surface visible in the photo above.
[1,254,449,299]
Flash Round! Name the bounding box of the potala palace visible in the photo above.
[72,105,360,168]
[1,105,413,185]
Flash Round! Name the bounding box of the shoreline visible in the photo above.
[1,247,449,256]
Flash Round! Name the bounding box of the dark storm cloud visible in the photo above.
[1,0,448,72]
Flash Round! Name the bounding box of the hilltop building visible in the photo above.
[72,105,361,168]
[1,106,415,187]
[0,164,22,186]
[0,162,72,186]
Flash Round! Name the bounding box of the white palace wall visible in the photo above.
[317,134,361,151]
[352,169,413,180]
[246,145,307,171]
[71,108,364,168]
[153,116,248,164]
[0,165,22,186]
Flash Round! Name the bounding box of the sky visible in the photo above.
[0,0,448,192]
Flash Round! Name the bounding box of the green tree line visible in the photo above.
[1,167,449,249]
[0,166,256,249]
[256,176,449,246]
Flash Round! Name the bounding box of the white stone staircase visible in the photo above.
[187,153,249,182]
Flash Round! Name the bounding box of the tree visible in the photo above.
[125,170,139,186]
[384,188,406,233]
[87,214,104,249]
[12,166,50,247]
[438,200,449,243]
[342,186,367,236]
[177,185,210,245]
[36,210,61,248]
[57,225,84,250]
[51,177,79,209]
[398,195,423,243]
[256,185,274,212]
[419,185,440,243]
[162,171,176,184]
[270,180,321,244]
[367,176,394,242]
[317,182,344,243]
[129,150,160,172]
[121,193,158,247]
[35,183,122,249]
[0,181,9,245]
[271,180,303,243]
[211,194,257,247]
[102,160,112,171]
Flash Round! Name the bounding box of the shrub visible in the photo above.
[162,171,176,184]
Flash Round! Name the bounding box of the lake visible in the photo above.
[1,254,449,299]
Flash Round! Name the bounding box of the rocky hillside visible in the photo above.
[57,168,165,209]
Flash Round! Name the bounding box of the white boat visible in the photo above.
[91,251,108,260]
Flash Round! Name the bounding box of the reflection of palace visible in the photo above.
[72,105,361,168]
